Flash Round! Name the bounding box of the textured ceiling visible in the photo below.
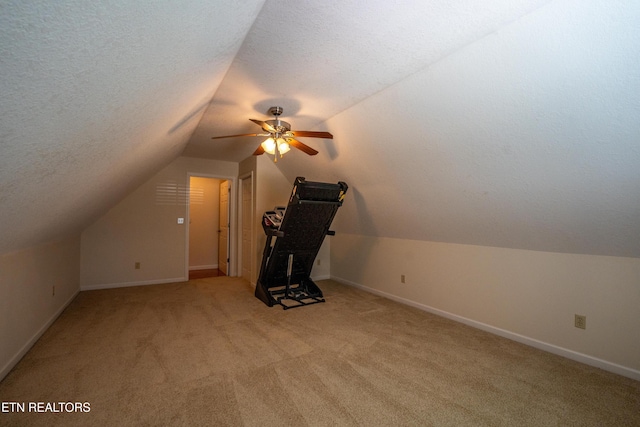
[0,0,265,254]
[2,0,640,258]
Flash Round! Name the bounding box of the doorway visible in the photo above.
[187,175,234,280]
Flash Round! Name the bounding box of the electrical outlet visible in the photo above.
[135,262,141,270]
[575,314,586,330]
[401,274,406,284]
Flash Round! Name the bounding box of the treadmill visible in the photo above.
[255,177,348,309]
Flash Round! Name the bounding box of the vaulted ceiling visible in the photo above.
[2,1,639,257]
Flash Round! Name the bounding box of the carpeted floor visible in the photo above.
[1,277,638,426]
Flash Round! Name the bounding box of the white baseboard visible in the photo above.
[80,277,187,291]
[311,274,331,281]
[1,289,79,382]
[332,276,640,382]
[189,264,219,271]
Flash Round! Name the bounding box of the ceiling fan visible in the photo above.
[211,106,332,161]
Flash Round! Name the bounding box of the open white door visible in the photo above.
[240,175,253,282]
[218,180,230,275]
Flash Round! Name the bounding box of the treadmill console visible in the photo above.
[262,207,286,231]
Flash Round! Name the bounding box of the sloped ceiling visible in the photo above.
[2,0,640,258]
[0,0,265,254]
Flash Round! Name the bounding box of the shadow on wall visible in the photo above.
[167,98,212,135]
[350,186,377,235]
[332,186,376,283]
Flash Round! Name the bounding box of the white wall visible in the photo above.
[0,236,80,381]
[188,176,221,269]
[330,233,640,380]
[80,157,237,289]
[310,239,331,280]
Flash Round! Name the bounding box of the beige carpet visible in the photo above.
[1,277,638,426]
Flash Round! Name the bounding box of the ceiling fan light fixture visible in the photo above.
[261,137,276,155]
[276,138,290,155]
[262,136,291,160]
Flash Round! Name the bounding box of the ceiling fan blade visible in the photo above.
[249,119,276,133]
[211,133,261,140]
[290,130,333,139]
[253,145,265,156]
[288,138,318,156]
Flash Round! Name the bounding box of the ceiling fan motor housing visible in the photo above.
[265,119,291,133]
[268,106,283,117]
[264,106,290,134]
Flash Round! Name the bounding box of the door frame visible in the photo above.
[185,172,238,279]
[238,172,255,285]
